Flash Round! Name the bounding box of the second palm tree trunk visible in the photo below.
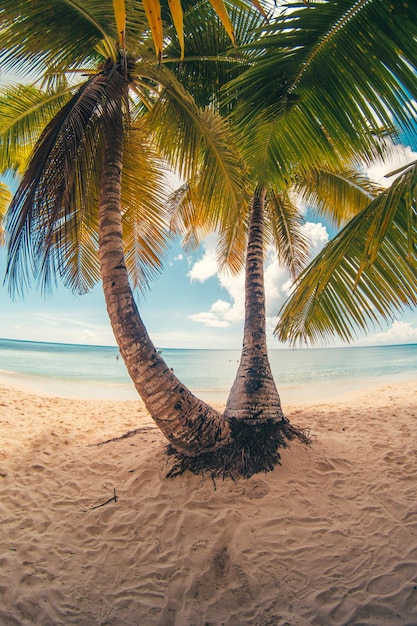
[225,188,285,422]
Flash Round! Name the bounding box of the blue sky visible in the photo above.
[1,76,417,349]
[1,149,417,350]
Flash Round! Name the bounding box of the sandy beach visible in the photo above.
[1,379,417,625]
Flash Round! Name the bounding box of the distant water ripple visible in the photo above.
[0,338,416,403]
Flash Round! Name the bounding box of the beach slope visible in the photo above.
[1,380,417,625]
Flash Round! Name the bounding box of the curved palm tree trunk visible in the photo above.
[98,81,231,456]
[224,188,285,421]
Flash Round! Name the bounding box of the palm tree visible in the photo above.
[226,0,417,351]
[226,0,416,324]
[171,0,416,413]
[0,0,254,461]
[172,162,382,457]
[223,169,382,423]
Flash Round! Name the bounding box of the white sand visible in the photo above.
[1,379,417,625]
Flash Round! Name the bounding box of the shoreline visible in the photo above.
[0,366,415,407]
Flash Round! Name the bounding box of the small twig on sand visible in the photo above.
[89,427,154,447]
[87,488,117,511]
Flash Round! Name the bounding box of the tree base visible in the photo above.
[166,417,311,480]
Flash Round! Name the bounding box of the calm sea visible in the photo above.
[0,337,416,404]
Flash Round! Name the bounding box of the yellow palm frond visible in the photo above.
[142,0,163,61]
[167,0,184,60]
[0,182,12,245]
[208,0,235,46]
[112,0,127,46]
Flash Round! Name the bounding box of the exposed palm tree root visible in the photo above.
[166,417,311,480]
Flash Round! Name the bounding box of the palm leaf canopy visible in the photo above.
[169,155,383,282]
[0,0,254,295]
[0,0,266,63]
[223,0,417,346]
[276,162,417,345]
[228,0,417,183]
[162,0,400,280]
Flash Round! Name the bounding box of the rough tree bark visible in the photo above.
[220,188,310,477]
[97,71,308,479]
[97,71,231,458]
[225,188,285,421]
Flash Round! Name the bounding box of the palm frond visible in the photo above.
[168,182,216,251]
[0,181,12,245]
[146,67,247,230]
[276,164,417,346]
[234,103,363,187]
[215,211,249,275]
[121,127,173,291]
[265,188,310,280]
[230,0,417,170]
[140,0,266,59]
[163,0,264,109]
[0,82,76,173]
[0,0,118,76]
[294,166,382,228]
[5,69,127,296]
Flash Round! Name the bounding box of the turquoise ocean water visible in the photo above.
[0,337,416,404]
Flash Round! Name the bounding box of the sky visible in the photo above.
[1,141,417,350]
[0,78,416,350]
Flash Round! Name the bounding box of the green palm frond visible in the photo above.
[168,182,216,251]
[121,128,173,291]
[147,68,247,228]
[294,166,382,229]
[216,217,249,275]
[276,164,417,346]
[0,0,265,71]
[51,201,102,296]
[265,189,309,280]
[5,70,127,295]
[230,0,417,172]
[167,171,249,275]
[0,0,118,75]
[234,103,363,186]
[167,174,249,275]
[163,1,264,109]
[0,82,76,172]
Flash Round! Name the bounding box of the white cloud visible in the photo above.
[358,321,417,346]
[364,143,417,188]
[169,253,184,266]
[188,288,245,327]
[187,221,331,330]
[186,234,245,327]
[264,261,291,316]
[217,271,245,321]
[302,221,329,259]
[187,234,218,282]
[189,302,233,327]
